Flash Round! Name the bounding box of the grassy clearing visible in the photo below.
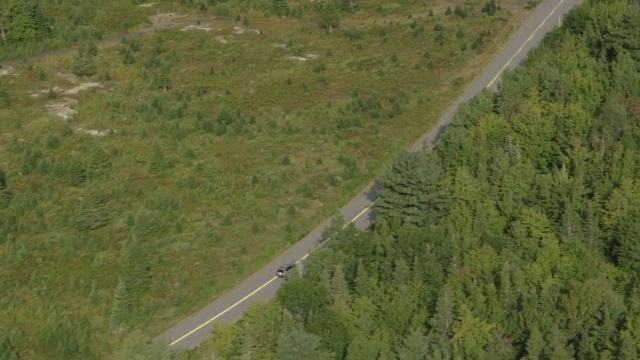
[1,0,535,357]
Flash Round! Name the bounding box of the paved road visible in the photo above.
[159,0,582,350]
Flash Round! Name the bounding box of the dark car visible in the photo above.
[276,263,296,278]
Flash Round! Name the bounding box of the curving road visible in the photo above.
[159,0,583,350]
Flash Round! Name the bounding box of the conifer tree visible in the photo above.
[123,236,152,304]
[88,145,112,181]
[272,0,288,16]
[148,146,169,175]
[111,277,132,326]
[377,151,450,227]
[74,190,110,231]
[275,328,333,360]
[0,169,11,209]
[72,43,96,77]
[68,157,87,187]
[329,265,351,304]
[0,336,21,360]
[156,65,172,91]
[318,0,341,32]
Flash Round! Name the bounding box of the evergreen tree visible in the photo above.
[88,145,112,180]
[274,328,333,360]
[148,146,169,175]
[156,65,172,91]
[74,189,110,231]
[67,157,87,187]
[272,0,288,16]
[0,336,21,360]
[0,169,11,209]
[395,330,430,360]
[72,43,96,77]
[112,331,169,360]
[318,0,341,32]
[111,277,132,326]
[329,265,351,304]
[123,236,152,304]
[377,151,450,227]
[482,0,498,15]
[7,1,37,43]
[87,38,98,57]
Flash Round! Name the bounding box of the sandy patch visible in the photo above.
[273,43,288,49]
[29,86,64,98]
[287,56,309,62]
[46,98,78,121]
[65,82,102,94]
[286,54,319,62]
[215,36,231,44]
[233,26,245,35]
[181,24,214,32]
[138,2,154,7]
[0,65,15,76]
[76,127,111,137]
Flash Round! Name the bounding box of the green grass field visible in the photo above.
[0,0,537,357]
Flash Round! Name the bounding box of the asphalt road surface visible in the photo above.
[159,0,583,350]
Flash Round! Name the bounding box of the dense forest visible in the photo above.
[174,0,640,359]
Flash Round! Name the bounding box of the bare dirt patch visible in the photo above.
[215,35,232,44]
[0,65,16,76]
[76,127,112,137]
[46,98,78,121]
[181,24,216,32]
[65,82,102,95]
[286,53,319,62]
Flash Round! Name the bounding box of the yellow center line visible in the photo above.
[169,198,379,346]
[486,0,566,89]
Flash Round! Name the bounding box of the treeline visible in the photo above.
[174,0,640,359]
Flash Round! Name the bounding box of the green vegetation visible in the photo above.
[1,0,540,358]
[176,1,638,358]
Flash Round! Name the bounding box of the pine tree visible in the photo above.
[148,146,169,175]
[272,0,288,16]
[72,44,96,77]
[395,330,430,360]
[482,0,498,15]
[88,145,112,180]
[0,169,11,209]
[123,236,152,304]
[111,277,132,326]
[74,190,110,231]
[329,265,351,304]
[377,151,450,227]
[68,157,87,187]
[274,328,334,360]
[156,65,172,91]
[87,38,98,57]
[0,335,21,360]
[318,0,341,32]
